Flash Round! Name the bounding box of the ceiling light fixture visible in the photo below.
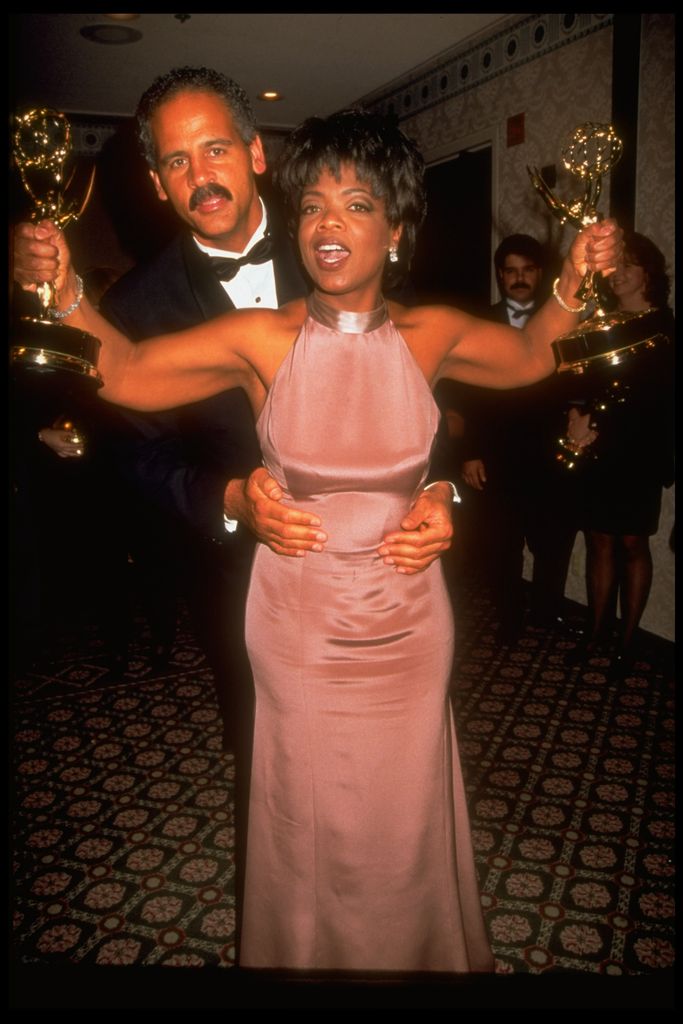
[80,24,142,44]
[258,91,283,102]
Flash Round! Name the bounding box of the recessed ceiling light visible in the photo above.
[258,91,283,102]
[80,24,142,44]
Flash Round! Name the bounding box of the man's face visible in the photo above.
[149,89,266,252]
[497,253,542,303]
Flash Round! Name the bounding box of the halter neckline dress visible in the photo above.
[241,293,493,972]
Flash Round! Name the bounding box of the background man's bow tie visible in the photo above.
[508,303,535,319]
[207,233,274,282]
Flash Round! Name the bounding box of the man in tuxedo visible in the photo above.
[95,65,454,718]
[452,235,581,641]
[488,232,545,329]
[460,234,547,494]
[13,65,455,956]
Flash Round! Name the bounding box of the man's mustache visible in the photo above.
[510,281,531,291]
[189,183,233,210]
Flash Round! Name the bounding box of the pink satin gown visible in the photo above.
[242,295,493,972]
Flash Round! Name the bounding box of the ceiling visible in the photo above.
[10,12,509,128]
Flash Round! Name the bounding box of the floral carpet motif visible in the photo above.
[449,585,675,977]
[11,579,675,991]
[12,619,237,970]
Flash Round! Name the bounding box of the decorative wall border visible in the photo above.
[63,15,614,154]
[360,13,614,122]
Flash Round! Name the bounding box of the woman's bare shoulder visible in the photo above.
[387,299,471,334]
[387,300,475,365]
[233,297,309,386]
[386,300,472,383]
[273,296,309,329]
[217,296,307,334]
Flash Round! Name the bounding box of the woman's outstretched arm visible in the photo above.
[14,220,267,412]
[428,219,622,390]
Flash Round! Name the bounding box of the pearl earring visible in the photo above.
[389,246,399,264]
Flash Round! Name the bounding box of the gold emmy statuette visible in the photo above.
[528,123,670,469]
[11,108,102,391]
[528,122,668,375]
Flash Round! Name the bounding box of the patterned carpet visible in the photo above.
[10,568,675,1007]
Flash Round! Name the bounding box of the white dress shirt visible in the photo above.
[194,200,278,532]
[505,298,535,329]
[194,199,278,310]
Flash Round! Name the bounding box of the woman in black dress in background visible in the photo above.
[582,232,674,676]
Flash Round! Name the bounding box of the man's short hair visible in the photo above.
[494,233,545,273]
[136,65,259,169]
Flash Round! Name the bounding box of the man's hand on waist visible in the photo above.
[224,467,327,556]
[377,481,455,575]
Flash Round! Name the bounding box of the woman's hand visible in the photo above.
[568,217,622,281]
[38,427,84,458]
[461,459,487,491]
[12,219,74,299]
[566,407,598,450]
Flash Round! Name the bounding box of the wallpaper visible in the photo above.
[361,13,674,640]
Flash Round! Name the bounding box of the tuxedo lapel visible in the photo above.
[267,206,308,306]
[273,239,308,306]
[490,300,510,324]
[180,206,306,318]
[181,232,235,318]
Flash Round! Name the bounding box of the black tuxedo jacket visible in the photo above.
[100,210,307,545]
[488,299,511,325]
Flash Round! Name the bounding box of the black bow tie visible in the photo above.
[508,303,535,320]
[206,233,274,282]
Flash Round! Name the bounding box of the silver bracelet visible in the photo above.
[46,275,84,320]
[552,277,587,313]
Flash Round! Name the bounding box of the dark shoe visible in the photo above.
[566,634,608,668]
[553,615,585,639]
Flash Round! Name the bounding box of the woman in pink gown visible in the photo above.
[19,110,621,974]
[242,290,487,970]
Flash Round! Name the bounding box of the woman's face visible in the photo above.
[610,254,648,310]
[297,164,402,310]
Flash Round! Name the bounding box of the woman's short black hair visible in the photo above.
[275,109,426,287]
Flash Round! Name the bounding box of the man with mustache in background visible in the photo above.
[450,235,583,643]
[489,233,545,328]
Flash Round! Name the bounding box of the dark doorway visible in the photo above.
[411,146,492,315]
